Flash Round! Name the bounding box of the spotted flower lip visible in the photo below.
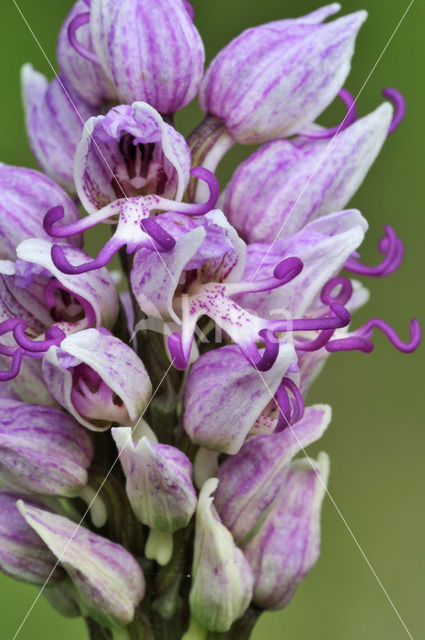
[74,101,192,214]
[199,5,367,144]
[243,452,330,610]
[0,399,94,497]
[69,0,205,114]
[18,501,146,627]
[21,64,95,192]
[0,164,82,261]
[42,328,152,431]
[222,102,392,242]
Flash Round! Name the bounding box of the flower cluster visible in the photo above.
[0,2,420,638]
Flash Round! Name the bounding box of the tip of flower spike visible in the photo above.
[273,257,303,284]
[382,88,406,135]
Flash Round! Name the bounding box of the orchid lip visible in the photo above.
[269,303,350,333]
[296,89,358,139]
[45,168,219,275]
[382,88,406,135]
[321,276,353,306]
[344,226,404,277]
[67,11,100,66]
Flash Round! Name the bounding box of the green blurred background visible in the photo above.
[0,0,424,638]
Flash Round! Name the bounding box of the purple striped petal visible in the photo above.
[223,103,392,240]
[183,343,297,455]
[0,165,82,260]
[243,452,329,609]
[21,65,95,192]
[74,102,191,213]
[189,478,254,633]
[0,400,93,497]
[112,429,197,532]
[18,502,145,627]
[215,404,331,543]
[199,8,366,143]
[0,489,65,585]
[57,0,116,107]
[42,328,152,431]
[90,0,205,113]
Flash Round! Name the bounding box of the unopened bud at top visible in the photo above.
[199,5,366,143]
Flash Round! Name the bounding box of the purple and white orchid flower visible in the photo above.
[0,2,420,638]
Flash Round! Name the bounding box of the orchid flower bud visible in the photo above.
[183,343,297,454]
[21,65,95,192]
[42,328,152,430]
[88,0,205,113]
[0,400,93,496]
[75,102,191,214]
[215,405,331,543]
[199,6,366,144]
[0,164,82,260]
[243,452,330,610]
[0,489,65,586]
[18,501,145,627]
[57,0,116,107]
[112,428,197,533]
[189,478,254,633]
[223,103,392,241]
